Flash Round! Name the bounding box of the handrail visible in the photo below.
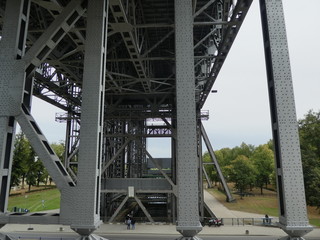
[220,217,277,226]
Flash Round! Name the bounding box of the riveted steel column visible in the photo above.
[0,0,30,214]
[69,0,108,236]
[260,0,313,238]
[175,0,202,238]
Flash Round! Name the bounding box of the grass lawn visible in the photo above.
[8,187,60,212]
[207,187,320,227]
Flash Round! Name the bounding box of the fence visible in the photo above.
[201,217,277,227]
[220,217,276,226]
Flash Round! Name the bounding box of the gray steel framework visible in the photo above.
[0,0,312,239]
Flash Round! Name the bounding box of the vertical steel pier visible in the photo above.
[69,0,108,238]
[260,0,313,239]
[0,0,28,216]
[175,0,202,239]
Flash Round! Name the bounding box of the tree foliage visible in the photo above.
[25,147,38,191]
[251,144,274,195]
[227,155,256,197]
[51,142,65,162]
[11,132,29,188]
[10,131,61,191]
[203,109,320,207]
[203,152,219,186]
[298,110,320,207]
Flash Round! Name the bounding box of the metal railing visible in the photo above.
[201,217,277,227]
[220,217,276,226]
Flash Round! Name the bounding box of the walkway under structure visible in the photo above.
[0,0,313,239]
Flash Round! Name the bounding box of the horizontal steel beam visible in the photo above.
[102,178,172,191]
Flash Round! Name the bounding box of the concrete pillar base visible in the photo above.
[176,224,202,238]
[76,234,109,240]
[72,227,95,236]
[279,237,305,240]
[175,237,202,240]
[279,224,313,239]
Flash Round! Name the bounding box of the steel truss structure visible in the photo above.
[0,0,312,239]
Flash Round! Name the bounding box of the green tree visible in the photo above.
[202,152,219,186]
[49,142,66,185]
[51,142,65,161]
[11,133,65,191]
[12,132,48,191]
[213,149,230,184]
[11,132,29,189]
[266,139,274,152]
[298,110,320,207]
[34,157,47,187]
[227,155,256,198]
[251,144,274,195]
[25,147,38,192]
[215,147,233,167]
[233,142,255,159]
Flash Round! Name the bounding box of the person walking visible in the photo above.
[131,218,136,230]
[126,217,131,230]
[125,214,131,230]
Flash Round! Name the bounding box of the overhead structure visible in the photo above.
[0,0,312,239]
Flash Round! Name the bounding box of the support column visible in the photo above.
[0,0,30,216]
[69,0,108,238]
[259,1,313,239]
[171,132,177,224]
[197,118,204,222]
[175,0,202,238]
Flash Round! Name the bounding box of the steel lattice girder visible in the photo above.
[0,0,252,113]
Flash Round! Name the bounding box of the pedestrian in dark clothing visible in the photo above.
[131,218,136,230]
[125,214,131,230]
[126,218,131,230]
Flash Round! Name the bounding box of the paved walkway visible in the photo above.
[204,189,277,219]
[204,190,237,218]
[0,190,319,239]
[1,222,319,239]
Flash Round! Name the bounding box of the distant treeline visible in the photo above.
[203,110,320,208]
[10,133,64,192]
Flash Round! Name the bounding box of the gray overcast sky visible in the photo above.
[31,0,319,155]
